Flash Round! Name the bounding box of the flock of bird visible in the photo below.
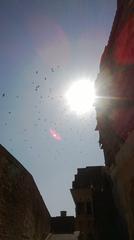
[1,65,91,159]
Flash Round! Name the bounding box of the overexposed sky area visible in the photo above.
[0,0,116,216]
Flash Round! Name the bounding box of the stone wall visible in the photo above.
[71,166,128,240]
[0,144,50,240]
[111,131,134,240]
[95,0,134,239]
[95,0,134,166]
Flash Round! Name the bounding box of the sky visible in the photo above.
[0,0,116,216]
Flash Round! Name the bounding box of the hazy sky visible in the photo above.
[0,0,116,216]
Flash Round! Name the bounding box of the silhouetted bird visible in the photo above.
[35,85,40,91]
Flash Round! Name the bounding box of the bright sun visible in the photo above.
[65,79,95,115]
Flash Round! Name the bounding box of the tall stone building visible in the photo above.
[0,144,50,240]
[95,0,134,239]
[71,166,128,240]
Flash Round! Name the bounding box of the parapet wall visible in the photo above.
[0,145,50,240]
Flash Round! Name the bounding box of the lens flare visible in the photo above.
[50,128,62,141]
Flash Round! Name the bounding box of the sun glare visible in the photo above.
[65,79,95,115]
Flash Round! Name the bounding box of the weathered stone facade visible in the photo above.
[0,144,50,240]
[71,166,128,240]
[95,0,134,239]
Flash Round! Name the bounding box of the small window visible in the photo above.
[76,202,84,215]
[86,201,92,215]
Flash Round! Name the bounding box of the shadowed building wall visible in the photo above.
[95,0,134,239]
[51,211,75,234]
[71,166,128,240]
[0,144,50,240]
[48,211,79,239]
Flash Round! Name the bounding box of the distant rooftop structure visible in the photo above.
[51,211,75,234]
[49,211,79,240]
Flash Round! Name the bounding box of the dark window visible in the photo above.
[87,201,92,215]
[76,202,84,215]
[88,233,95,240]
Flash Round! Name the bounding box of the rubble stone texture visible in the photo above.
[0,144,50,240]
[95,0,134,239]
